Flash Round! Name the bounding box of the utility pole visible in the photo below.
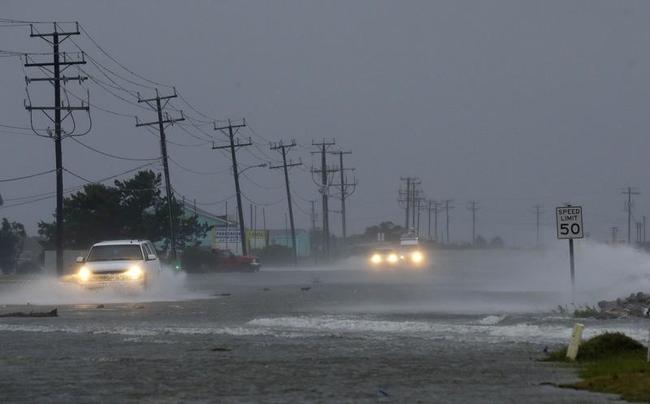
[213,119,251,256]
[532,205,543,247]
[136,88,184,262]
[24,22,89,275]
[310,200,317,232]
[311,139,336,259]
[467,201,479,245]
[329,150,356,240]
[270,140,302,265]
[611,226,618,244]
[641,215,646,244]
[433,201,440,242]
[263,207,267,232]
[411,182,421,231]
[415,197,425,237]
[399,177,412,229]
[443,200,454,244]
[427,200,433,240]
[622,187,640,245]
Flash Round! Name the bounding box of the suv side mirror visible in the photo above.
[75,256,85,263]
[147,254,157,261]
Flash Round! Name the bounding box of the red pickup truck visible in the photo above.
[212,249,261,272]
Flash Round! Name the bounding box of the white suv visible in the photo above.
[75,240,161,289]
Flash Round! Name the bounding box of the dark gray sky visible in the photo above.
[1,0,650,246]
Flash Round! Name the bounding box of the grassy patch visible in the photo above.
[547,332,650,402]
[573,305,600,318]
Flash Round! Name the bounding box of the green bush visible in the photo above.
[578,332,645,361]
[547,332,645,362]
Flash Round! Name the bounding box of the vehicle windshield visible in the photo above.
[86,245,143,262]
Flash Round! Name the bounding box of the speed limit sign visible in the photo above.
[556,206,583,239]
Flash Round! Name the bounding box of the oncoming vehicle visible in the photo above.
[212,248,261,272]
[367,231,427,269]
[368,247,426,269]
[70,240,161,289]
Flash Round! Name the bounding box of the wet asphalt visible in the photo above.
[0,250,643,403]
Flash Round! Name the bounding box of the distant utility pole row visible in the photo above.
[622,186,640,245]
[467,201,479,244]
[532,204,544,246]
[398,179,475,245]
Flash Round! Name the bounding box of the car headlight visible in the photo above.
[411,251,424,263]
[370,254,382,264]
[387,253,398,263]
[126,265,144,280]
[78,266,91,282]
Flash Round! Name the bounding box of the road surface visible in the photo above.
[1,249,646,403]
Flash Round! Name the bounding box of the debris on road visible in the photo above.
[0,308,58,318]
[210,347,232,352]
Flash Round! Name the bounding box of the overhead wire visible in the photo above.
[240,191,284,207]
[0,161,158,208]
[0,168,56,182]
[168,156,230,176]
[69,136,160,161]
[78,24,172,89]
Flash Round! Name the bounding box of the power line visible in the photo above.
[78,24,172,89]
[240,171,282,190]
[0,161,157,208]
[168,156,229,176]
[0,168,56,182]
[69,136,159,161]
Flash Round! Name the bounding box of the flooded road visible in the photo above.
[1,247,647,403]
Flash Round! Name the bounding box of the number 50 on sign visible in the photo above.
[556,206,584,239]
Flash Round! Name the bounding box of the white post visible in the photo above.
[647,328,650,363]
[566,323,584,361]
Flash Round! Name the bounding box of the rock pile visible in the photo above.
[597,292,650,319]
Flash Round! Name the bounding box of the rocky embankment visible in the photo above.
[595,292,650,319]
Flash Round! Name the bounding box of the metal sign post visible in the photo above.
[556,205,584,304]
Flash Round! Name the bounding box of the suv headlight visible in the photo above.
[411,251,424,263]
[78,266,91,282]
[370,254,382,264]
[126,265,144,280]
